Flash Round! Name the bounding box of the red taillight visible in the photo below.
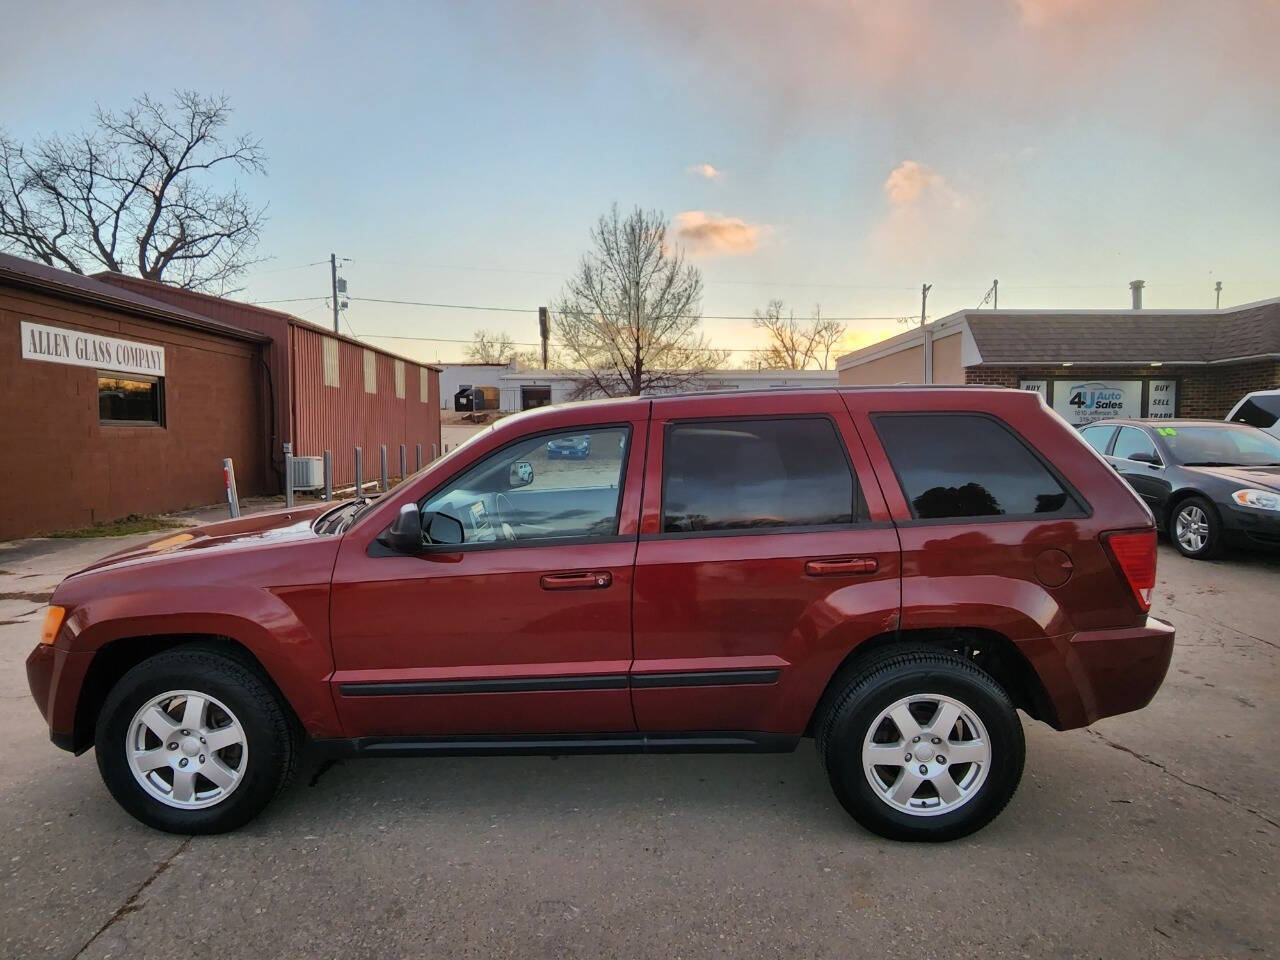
[1103,530,1157,612]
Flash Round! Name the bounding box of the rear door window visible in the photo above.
[662,417,862,533]
[874,413,1082,520]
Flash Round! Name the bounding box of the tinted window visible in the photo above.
[875,414,1080,520]
[1080,426,1115,454]
[1112,426,1159,462]
[663,418,859,533]
[421,426,628,544]
[1230,396,1280,429]
[99,374,163,425]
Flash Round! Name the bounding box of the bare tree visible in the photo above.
[552,204,723,397]
[465,330,518,365]
[0,91,267,293]
[752,301,846,370]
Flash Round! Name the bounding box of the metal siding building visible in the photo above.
[291,324,440,487]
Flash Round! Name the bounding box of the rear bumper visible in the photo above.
[26,643,94,754]
[1047,616,1175,730]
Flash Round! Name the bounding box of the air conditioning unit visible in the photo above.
[290,456,325,490]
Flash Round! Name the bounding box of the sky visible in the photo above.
[3,0,1279,366]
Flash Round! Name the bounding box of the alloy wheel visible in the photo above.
[861,694,991,816]
[1175,504,1209,554]
[125,690,248,809]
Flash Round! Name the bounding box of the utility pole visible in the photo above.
[920,283,933,384]
[992,278,998,310]
[330,253,339,332]
[538,307,549,369]
[1214,281,1222,309]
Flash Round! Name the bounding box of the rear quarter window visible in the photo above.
[874,413,1084,520]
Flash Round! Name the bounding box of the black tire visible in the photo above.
[1169,495,1223,560]
[94,645,297,834]
[817,646,1024,842]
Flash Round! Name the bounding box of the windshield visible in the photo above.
[1162,425,1280,466]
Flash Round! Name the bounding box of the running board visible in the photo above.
[315,731,799,758]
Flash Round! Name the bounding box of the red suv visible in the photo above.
[26,388,1173,841]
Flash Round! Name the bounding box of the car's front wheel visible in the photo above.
[1171,495,1223,559]
[818,647,1025,842]
[95,645,297,834]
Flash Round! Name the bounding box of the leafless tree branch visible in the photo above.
[552,204,724,398]
[752,301,847,370]
[0,91,267,293]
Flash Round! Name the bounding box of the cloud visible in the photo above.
[1012,0,1147,27]
[869,161,977,264]
[687,162,721,180]
[674,211,763,256]
[883,161,968,210]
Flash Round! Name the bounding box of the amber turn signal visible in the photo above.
[40,606,66,645]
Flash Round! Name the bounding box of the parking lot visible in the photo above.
[0,533,1276,960]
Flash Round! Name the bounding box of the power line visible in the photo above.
[352,331,913,355]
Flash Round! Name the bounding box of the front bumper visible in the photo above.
[1047,616,1175,729]
[1221,504,1280,551]
[26,643,94,754]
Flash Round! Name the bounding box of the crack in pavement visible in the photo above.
[73,836,192,958]
[1087,730,1279,831]
[1163,603,1280,652]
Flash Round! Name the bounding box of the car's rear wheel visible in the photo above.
[1171,495,1223,559]
[95,645,297,834]
[818,647,1024,842]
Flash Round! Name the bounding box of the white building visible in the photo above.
[434,363,840,414]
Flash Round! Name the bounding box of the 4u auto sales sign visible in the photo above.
[1022,377,1178,425]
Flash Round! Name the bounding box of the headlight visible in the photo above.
[1231,489,1280,511]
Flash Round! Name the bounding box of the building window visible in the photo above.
[419,367,431,404]
[99,373,164,426]
[394,359,405,399]
[323,337,340,387]
[363,349,376,394]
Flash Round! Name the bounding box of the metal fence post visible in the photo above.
[399,444,407,482]
[430,443,438,461]
[380,444,389,493]
[415,443,422,471]
[323,450,332,501]
[283,442,294,508]
[223,458,241,518]
[354,446,363,496]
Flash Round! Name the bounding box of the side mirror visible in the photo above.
[1131,451,1161,466]
[423,511,465,546]
[509,460,534,488]
[384,503,424,554]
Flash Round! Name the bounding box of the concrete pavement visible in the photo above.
[0,536,1275,959]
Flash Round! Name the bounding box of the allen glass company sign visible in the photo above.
[20,320,165,378]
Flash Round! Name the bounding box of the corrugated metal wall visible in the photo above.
[291,324,441,488]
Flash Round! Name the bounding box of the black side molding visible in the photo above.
[339,668,780,698]
[313,731,799,758]
[630,669,780,688]
[339,674,629,697]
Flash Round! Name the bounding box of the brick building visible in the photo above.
[837,298,1279,425]
[1,253,441,539]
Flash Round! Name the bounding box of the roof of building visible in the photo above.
[836,297,1280,369]
[92,271,442,371]
[0,252,270,343]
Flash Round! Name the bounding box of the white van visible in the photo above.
[1227,389,1280,440]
